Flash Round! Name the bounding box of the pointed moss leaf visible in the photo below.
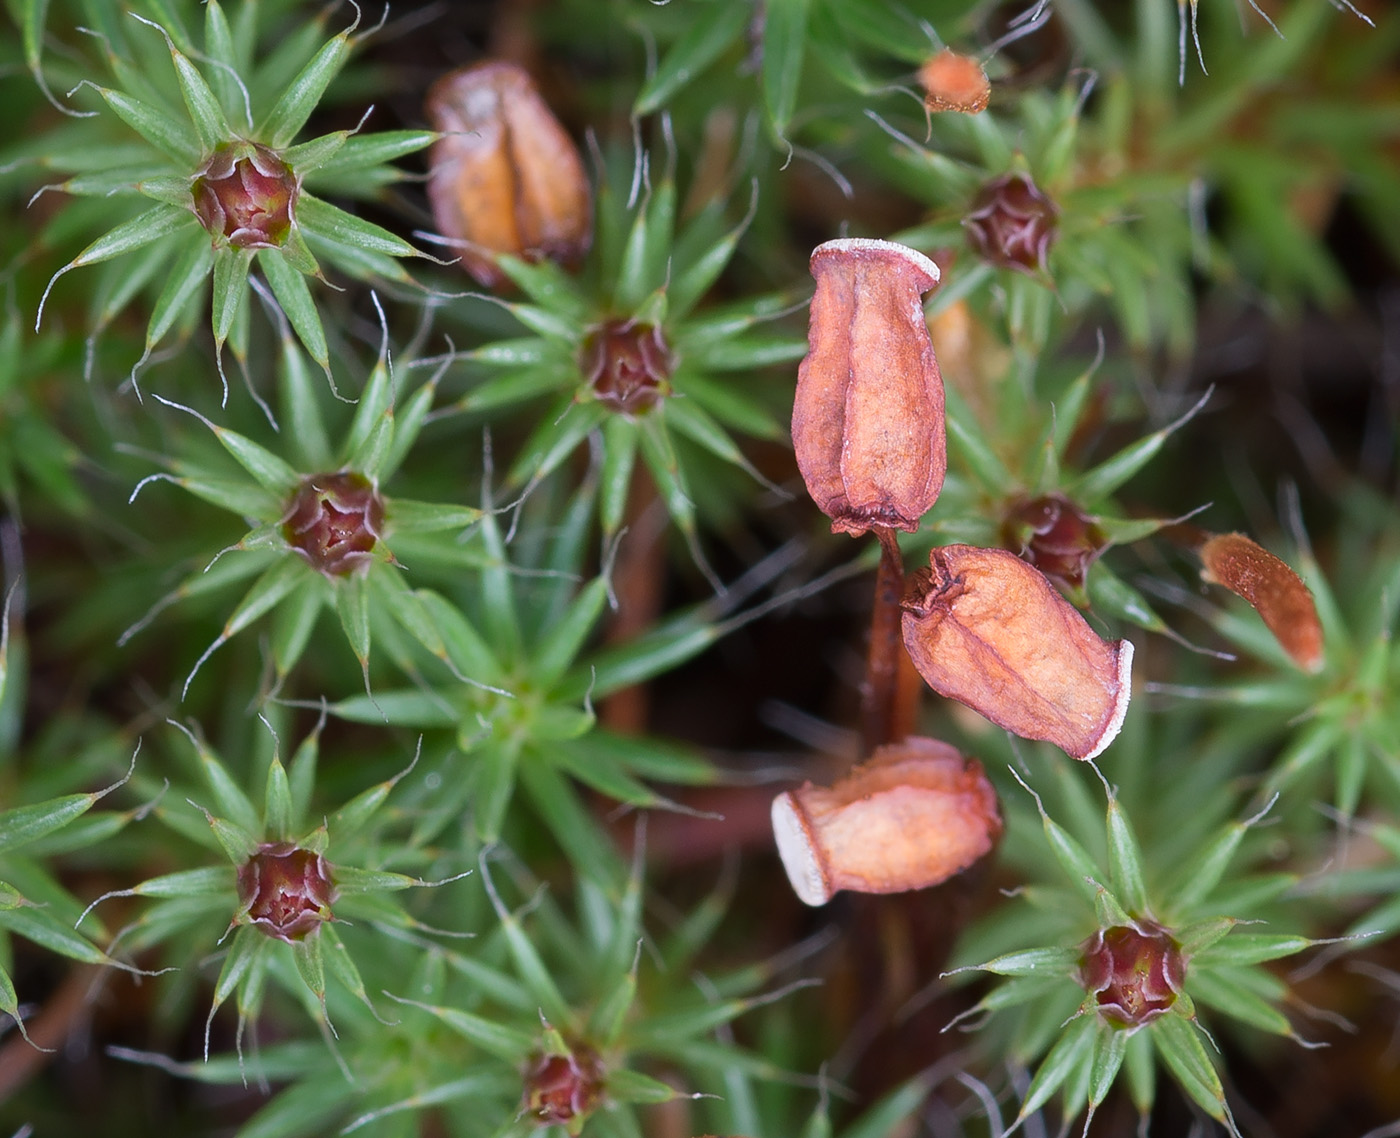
[415,591,502,682]
[96,87,201,162]
[533,577,608,688]
[570,730,713,785]
[206,812,260,868]
[1069,391,1210,503]
[1105,795,1148,915]
[292,928,326,1006]
[408,997,534,1062]
[302,228,412,285]
[0,906,108,964]
[1153,1011,1228,1121]
[588,965,637,1048]
[471,746,517,845]
[493,254,589,321]
[605,1068,682,1106]
[168,49,230,150]
[206,426,300,495]
[211,926,263,1014]
[507,400,608,489]
[762,0,810,142]
[1087,566,1170,634]
[600,417,639,536]
[1089,1024,1128,1108]
[669,211,752,322]
[1188,967,1293,1036]
[334,572,372,671]
[304,130,437,177]
[385,499,482,536]
[346,412,392,479]
[1092,883,1134,930]
[260,250,329,371]
[1017,1013,1097,1122]
[297,194,421,259]
[278,337,334,470]
[130,865,232,898]
[346,357,394,459]
[262,759,293,840]
[202,2,243,121]
[211,246,253,350]
[519,761,625,888]
[73,205,196,278]
[332,866,421,895]
[634,1,748,115]
[1168,817,1257,912]
[970,946,1080,978]
[261,30,351,149]
[945,384,1012,492]
[1026,793,1103,907]
[146,239,214,350]
[678,371,783,440]
[1175,916,1237,958]
[551,744,662,808]
[1199,933,1314,967]
[0,790,106,854]
[1123,1025,1155,1116]
[688,334,807,371]
[572,617,718,701]
[223,556,310,643]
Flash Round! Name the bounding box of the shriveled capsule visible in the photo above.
[771,736,1001,906]
[1199,532,1323,672]
[792,238,946,537]
[901,545,1133,760]
[425,61,592,287]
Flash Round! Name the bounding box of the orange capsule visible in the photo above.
[792,238,946,537]
[1199,532,1324,672]
[425,61,592,288]
[919,49,991,114]
[772,736,1001,906]
[901,545,1133,761]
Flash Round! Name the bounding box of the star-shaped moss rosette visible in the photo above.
[25,0,432,395]
[1154,503,1400,817]
[324,465,731,886]
[121,326,483,702]
[426,138,802,578]
[321,842,813,1137]
[944,765,1324,1135]
[77,717,469,1063]
[903,328,1212,633]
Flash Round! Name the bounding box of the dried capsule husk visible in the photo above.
[919,49,990,114]
[963,173,1059,277]
[235,842,336,943]
[901,545,1133,760]
[191,142,299,249]
[771,737,1001,906]
[1199,532,1324,672]
[792,238,946,537]
[425,61,592,288]
[1077,918,1186,1029]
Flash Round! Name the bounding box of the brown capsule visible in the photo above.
[522,1041,605,1128]
[1199,532,1324,672]
[901,545,1133,760]
[919,49,991,114]
[771,737,1001,906]
[579,319,674,414]
[425,61,592,288]
[792,238,946,537]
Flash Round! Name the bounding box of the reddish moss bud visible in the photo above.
[792,238,946,537]
[919,49,990,114]
[1078,919,1186,1028]
[236,842,336,943]
[522,1042,605,1128]
[1002,494,1107,596]
[963,173,1058,276]
[772,737,1001,906]
[281,472,385,578]
[580,319,674,414]
[901,545,1132,760]
[425,61,592,288]
[192,143,299,249]
[1199,532,1324,672]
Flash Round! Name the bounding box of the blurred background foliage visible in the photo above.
[0,0,1398,1135]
